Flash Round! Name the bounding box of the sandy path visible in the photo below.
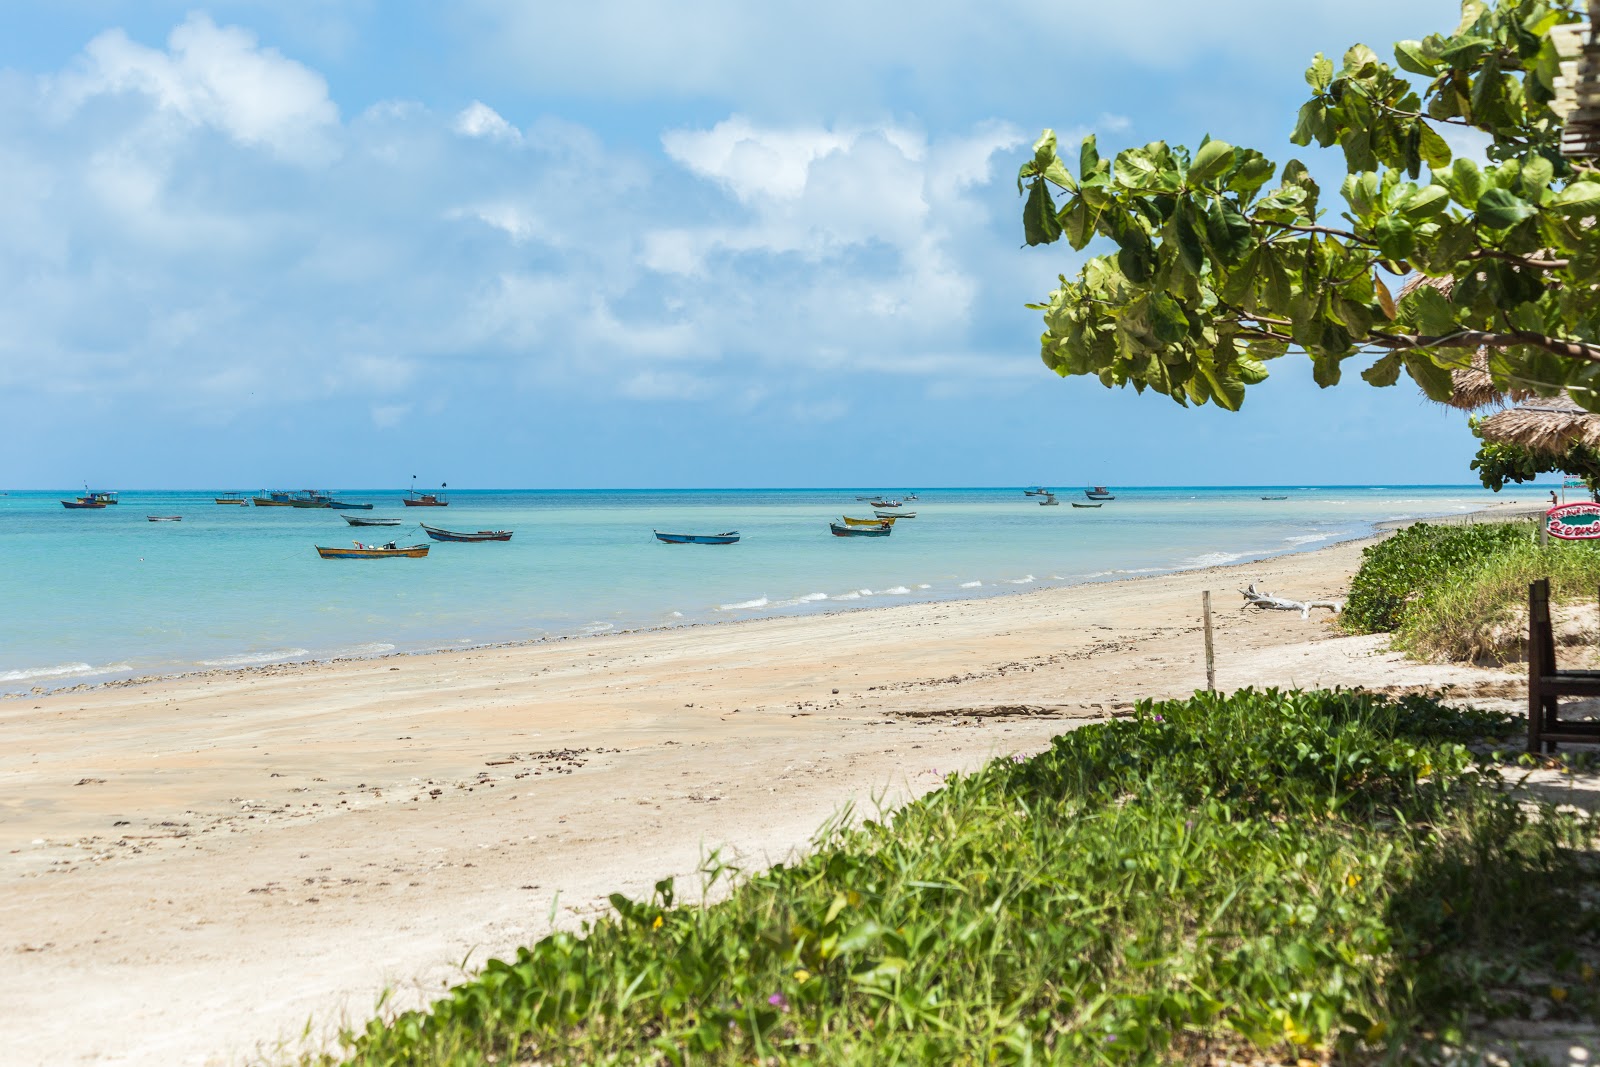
[1,538,1520,1066]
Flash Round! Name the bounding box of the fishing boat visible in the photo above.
[842,515,895,526]
[654,530,740,545]
[290,490,334,508]
[86,491,118,505]
[1084,486,1115,500]
[253,491,295,506]
[146,515,182,522]
[344,515,403,527]
[875,510,915,519]
[1039,494,1060,506]
[327,499,373,510]
[831,522,892,537]
[420,523,513,542]
[61,498,107,509]
[1260,495,1289,500]
[403,478,449,506]
[316,541,430,559]
[869,499,901,508]
[1023,487,1048,496]
[1071,502,1102,509]
[214,494,247,505]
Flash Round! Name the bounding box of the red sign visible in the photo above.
[1546,501,1600,540]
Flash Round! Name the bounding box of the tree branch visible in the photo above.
[1469,249,1571,269]
[1246,216,1374,244]
[1367,329,1600,362]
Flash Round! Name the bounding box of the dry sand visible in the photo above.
[0,534,1532,1066]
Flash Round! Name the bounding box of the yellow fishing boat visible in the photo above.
[841,514,895,526]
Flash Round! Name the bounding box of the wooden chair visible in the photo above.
[1527,578,1600,752]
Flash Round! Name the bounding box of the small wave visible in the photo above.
[581,622,616,634]
[198,649,310,668]
[798,592,828,602]
[881,586,911,595]
[1184,552,1246,568]
[327,642,396,658]
[669,611,684,618]
[718,597,770,611]
[834,591,862,601]
[0,661,129,682]
[1283,534,1330,546]
[917,583,931,589]
[1005,575,1036,584]
[959,580,982,588]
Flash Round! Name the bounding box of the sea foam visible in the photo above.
[718,597,770,611]
[0,662,129,682]
[960,580,982,588]
[198,649,310,668]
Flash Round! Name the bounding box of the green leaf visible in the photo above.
[1475,187,1537,229]
[1079,134,1101,177]
[1417,123,1452,169]
[1060,196,1095,251]
[1148,291,1190,343]
[1189,139,1235,185]
[1023,180,1063,246]
[1394,40,1440,75]
[1234,356,1270,384]
[1405,354,1455,402]
[1204,198,1253,266]
[1398,184,1449,219]
[1306,53,1335,92]
[1361,352,1403,386]
[1199,362,1246,410]
[1172,199,1206,275]
[1439,158,1485,206]
[1551,181,1600,215]
[1404,284,1458,336]
[1374,214,1416,261]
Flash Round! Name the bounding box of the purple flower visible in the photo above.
[1184,819,1194,830]
[768,993,790,1011]
[1104,1034,1118,1044]
[1153,715,1164,723]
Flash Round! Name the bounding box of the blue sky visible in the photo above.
[0,1,1496,490]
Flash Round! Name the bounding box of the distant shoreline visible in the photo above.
[3,495,1547,700]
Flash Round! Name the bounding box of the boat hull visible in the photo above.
[214,498,248,505]
[875,510,914,519]
[421,524,513,542]
[842,515,894,526]
[146,516,182,522]
[1070,502,1101,508]
[327,501,374,510]
[61,500,106,509]
[316,544,430,559]
[344,516,403,526]
[830,522,891,537]
[654,531,739,544]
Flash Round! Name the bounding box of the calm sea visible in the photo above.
[0,486,1536,693]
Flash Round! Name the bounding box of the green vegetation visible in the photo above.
[1343,521,1535,633]
[321,689,1597,1066]
[1398,537,1600,660]
[1018,1,1600,413]
[1470,418,1600,495]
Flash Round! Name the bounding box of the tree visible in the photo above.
[1468,418,1600,492]
[1018,0,1600,413]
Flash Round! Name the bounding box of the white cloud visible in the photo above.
[454,100,520,143]
[53,13,339,163]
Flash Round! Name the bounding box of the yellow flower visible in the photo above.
[1365,1021,1389,1043]
[1346,872,1361,888]
[1552,985,1568,1002]
[652,915,663,930]
[794,969,811,983]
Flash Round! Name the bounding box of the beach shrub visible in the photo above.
[318,689,1600,1066]
[1396,539,1600,662]
[1342,521,1534,634]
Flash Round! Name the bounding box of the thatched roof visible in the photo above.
[1477,393,1600,453]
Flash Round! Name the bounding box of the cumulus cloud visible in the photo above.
[52,13,338,163]
[454,100,520,143]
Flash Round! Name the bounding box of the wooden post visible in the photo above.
[1202,590,1216,692]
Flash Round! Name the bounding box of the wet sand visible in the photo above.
[1,532,1527,1066]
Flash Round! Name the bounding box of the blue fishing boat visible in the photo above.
[830,522,891,537]
[327,499,373,510]
[1084,486,1115,500]
[654,530,739,545]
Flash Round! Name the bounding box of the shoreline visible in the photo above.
[1,526,1534,1066]
[3,498,1546,700]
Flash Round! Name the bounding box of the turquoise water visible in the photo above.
[0,486,1533,692]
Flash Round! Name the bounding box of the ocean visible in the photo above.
[0,485,1535,693]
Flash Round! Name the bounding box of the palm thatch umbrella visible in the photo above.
[1477,393,1600,453]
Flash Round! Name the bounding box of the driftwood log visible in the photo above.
[1240,583,1343,620]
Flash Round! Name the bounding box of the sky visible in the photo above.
[0,1,1500,490]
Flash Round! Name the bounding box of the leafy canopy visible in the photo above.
[1019,0,1600,411]
[1467,416,1600,491]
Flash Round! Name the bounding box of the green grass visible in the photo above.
[317,690,1598,1066]
[1396,539,1600,662]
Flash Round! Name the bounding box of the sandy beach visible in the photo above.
[1,530,1533,1066]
